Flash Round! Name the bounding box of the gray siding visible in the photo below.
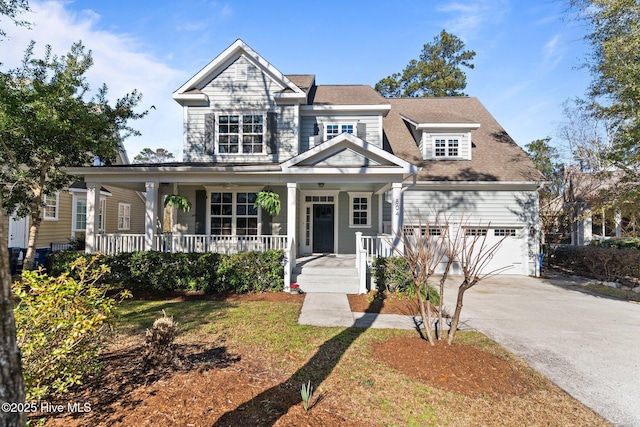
[175,186,198,233]
[337,192,379,254]
[312,148,382,167]
[403,189,537,226]
[299,114,382,153]
[184,55,298,163]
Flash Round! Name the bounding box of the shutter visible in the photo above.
[195,190,207,235]
[204,113,215,155]
[357,122,367,140]
[313,123,324,146]
[266,111,277,154]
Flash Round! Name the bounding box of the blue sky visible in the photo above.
[0,0,591,161]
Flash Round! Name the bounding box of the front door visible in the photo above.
[8,212,29,248]
[313,204,334,253]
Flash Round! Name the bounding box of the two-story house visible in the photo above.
[68,39,544,292]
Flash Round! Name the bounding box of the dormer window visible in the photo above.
[434,137,460,157]
[326,123,354,140]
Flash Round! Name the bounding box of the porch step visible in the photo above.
[292,266,360,294]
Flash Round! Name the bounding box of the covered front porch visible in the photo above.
[67,134,417,293]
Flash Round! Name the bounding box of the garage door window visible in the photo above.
[494,228,517,237]
[465,228,487,236]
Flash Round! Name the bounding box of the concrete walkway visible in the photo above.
[297,275,640,427]
[298,293,420,329]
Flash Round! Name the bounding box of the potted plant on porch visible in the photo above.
[254,190,281,216]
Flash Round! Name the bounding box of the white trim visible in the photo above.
[432,134,463,159]
[300,104,391,115]
[173,39,304,101]
[43,193,59,221]
[324,123,355,141]
[215,112,266,155]
[282,132,417,173]
[204,187,263,236]
[72,194,106,232]
[299,190,340,255]
[118,202,131,231]
[347,192,372,228]
[416,122,480,130]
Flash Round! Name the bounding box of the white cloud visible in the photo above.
[437,0,511,39]
[542,34,564,69]
[1,0,185,160]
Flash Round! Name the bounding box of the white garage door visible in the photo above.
[466,227,525,275]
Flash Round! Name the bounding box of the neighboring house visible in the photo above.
[565,167,637,245]
[7,150,145,254]
[67,39,544,291]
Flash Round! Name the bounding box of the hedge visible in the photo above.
[592,237,640,250]
[372,256,439,303]
[47,250,285,294]
[549,245,640,285]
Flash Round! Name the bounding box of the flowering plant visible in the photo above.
[290,283,300,293]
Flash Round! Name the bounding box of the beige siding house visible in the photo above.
[67,39,544,293]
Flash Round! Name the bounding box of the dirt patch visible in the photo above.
[372,337,532,398]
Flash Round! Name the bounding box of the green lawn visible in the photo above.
[112,297,609,426]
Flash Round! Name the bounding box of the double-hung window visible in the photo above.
[73,196,105,231]
[433,136,460,158]
[348,192,371,228]
[326,123,354,140]
[210,191,259,235]
[43,193,59,220]
[218,114,264,154]
[118,203,130,230]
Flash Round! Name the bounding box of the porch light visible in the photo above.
[318,183,324,188]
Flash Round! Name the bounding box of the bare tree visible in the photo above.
[435,214,462,340]
[447,223,510,344]
[392,213,445,346]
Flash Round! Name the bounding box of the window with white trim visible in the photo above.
[210,192,259,235]
[433,136,460,157]
[73,196,105,231]
[218,114,264,154]
[326,123,354,140]
[348,192,371,227]
[118,203,131,230]
[43,193,59,220]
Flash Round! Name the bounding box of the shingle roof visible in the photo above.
[309,85,389,105]
[284,74,315,93]
[384,97,544,182]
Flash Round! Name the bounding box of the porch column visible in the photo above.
[615,209,622,238]
[85,182,101,253]
[391,182,403,250]
[145,181,158,251]
[287,183,297,268]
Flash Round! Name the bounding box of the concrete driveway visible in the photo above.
[442,274,640,427]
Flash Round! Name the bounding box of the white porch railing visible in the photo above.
[93,233,288,256]
[95,234,146,254]
[355,233,395,293]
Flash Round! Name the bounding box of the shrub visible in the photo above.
[372,256,439,304]
[550,245,640,284]
[48,250,284,294]
[592,237,640,250]
[218,250,285,293]
[13,256,130,400]
[144,311,179,368]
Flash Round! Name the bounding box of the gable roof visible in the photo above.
[283,132,418,175]
[384,97,544,182]
[173,39,306,104]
